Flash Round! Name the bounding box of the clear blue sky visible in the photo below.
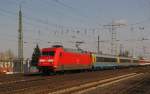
[0,0,150,58]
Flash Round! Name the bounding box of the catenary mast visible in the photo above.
[18,7,23,72]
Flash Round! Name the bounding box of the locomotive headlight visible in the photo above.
[39,59,45,62]
[48,59,54,62]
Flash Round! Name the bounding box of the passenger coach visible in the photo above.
[93,54,139,70]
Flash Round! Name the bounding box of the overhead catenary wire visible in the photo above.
[0,12,51,44]
[15,0,94,29]
[1,1,150,48]
[0,5,96,33]
[0,6,101,38]
[3,0,150,30]
[44,0,93,25]
[4,0,150,38]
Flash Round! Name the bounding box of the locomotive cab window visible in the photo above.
[42,51,55,56]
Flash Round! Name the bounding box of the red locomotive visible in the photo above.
[38,45,93,73]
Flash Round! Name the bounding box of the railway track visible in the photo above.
[49,73,143,94]
[0,73,46,85]
[84,72,150,94]
[0,66,148,84]
[0,66,149,94]
[122,73,150,94]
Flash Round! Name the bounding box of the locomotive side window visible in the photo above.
[60,52,62,57]
[42,51,55,56]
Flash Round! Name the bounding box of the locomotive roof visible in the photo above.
[42,47,89,53]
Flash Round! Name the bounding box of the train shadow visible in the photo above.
[24,72,44,76]
[24,66,147,77]
[24,70,92,77]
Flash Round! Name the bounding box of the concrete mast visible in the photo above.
[18,6,23,72]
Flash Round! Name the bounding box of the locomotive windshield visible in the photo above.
[42,51,55,56]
